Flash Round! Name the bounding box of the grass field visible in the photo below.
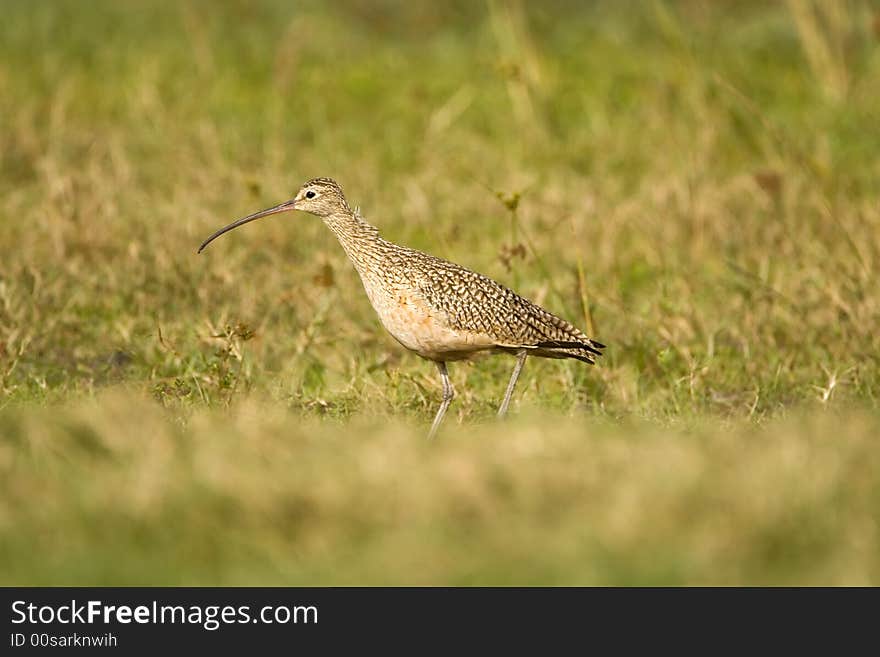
[1,0,879,585]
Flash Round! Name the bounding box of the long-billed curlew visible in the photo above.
[199,178,605,438]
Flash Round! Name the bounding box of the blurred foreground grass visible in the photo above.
[1,393,878,585]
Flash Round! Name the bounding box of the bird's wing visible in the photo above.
[412,255,605,363]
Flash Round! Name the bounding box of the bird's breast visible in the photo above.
[360,278,494,361]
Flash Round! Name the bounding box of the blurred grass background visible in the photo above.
[0,0,878,584]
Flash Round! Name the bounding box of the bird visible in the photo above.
[198,177,605,438]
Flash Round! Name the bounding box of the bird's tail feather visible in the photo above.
[533,339,605,364]
[535,340,604,356]
[494,298,606,364]
[497,338,605,364]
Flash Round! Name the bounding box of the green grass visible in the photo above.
[1,0,879,584]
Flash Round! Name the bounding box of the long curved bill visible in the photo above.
[197,199,297,253]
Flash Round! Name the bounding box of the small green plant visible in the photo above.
[152,322,255,408]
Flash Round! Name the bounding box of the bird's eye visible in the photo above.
[305,190,316,199]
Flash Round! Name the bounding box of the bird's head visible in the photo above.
[290,177,350,217]
[198,177,349,253]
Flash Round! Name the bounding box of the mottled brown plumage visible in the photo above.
[199,177,605,438]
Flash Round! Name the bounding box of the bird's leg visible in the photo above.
[498,350,528,418]
[427,361,455,440]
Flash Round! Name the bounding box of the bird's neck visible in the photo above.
[323,210,383,270]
